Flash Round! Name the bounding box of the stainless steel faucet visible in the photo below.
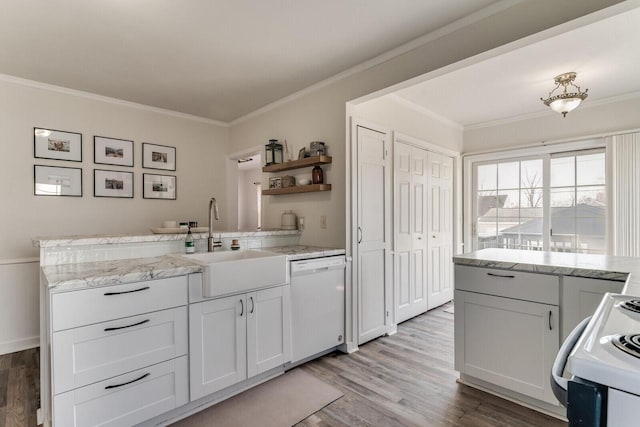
[208,197,222,252]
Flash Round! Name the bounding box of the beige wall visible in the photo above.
[463,97,640,153]
[353,95,463,152]
[0,79,229,260]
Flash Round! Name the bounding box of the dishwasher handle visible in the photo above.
[550,316,591,407]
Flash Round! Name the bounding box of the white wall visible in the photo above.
[237,167,261,230]
[352,95,463,152]
[463,96,640,153]
[0,78,229,354]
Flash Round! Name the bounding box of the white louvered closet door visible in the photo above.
[611,132,640,257]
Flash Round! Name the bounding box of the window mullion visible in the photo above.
[542,154,551,251]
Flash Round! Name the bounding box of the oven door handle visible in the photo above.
[550,316,591,407]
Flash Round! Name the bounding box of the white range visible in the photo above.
[554,293,640,427]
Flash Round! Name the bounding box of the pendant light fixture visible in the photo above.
[540,72,588,117]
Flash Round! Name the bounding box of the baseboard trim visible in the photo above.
[0,336,39,355]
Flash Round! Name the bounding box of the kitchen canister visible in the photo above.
[281,210,298,230]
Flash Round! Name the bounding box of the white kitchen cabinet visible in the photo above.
[455,290,559,405]
[189,284,291,401]
[189,293,247,400]
[561,276,624,340]
[247,286,291,377]
[54,356,188,427]
[52,306,187,394]
[45,276,190,427]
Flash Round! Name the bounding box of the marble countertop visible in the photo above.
[43,244,346,292]
[42,255,203,292]
[264,245,346,261]
[33,229,301,248]
[453,248,640,296]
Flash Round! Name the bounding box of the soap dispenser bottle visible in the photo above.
[185,226,195,254]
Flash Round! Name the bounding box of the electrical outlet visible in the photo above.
[320,215,327,229]
[298,216,305,230]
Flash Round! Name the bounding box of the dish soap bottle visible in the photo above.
[185,226,195,254]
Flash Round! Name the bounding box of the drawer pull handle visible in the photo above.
[104,319,150,332]
[240,299,244,316]
[250,296,255,314]
[105,372,150,390]
[104,286,150,296]
[549,311,553,331]
[486,272,515,279]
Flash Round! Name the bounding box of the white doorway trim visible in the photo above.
[226,145,263,231]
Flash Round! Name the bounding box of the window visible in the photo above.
[473,148,606,254]
[550,151,606,254]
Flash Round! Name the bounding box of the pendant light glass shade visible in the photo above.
[541,72,588,118]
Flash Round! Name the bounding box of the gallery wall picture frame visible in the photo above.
[34,165,83,197]
[34,127,82,162]
[94,169,134,198]
[142,143,176,171]
[94,136,134,167]
[143,173,176,200]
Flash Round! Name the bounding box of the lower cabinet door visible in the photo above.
[53,356,188,427]
[455,290,559,405]
[247,285,291,377]
[189,294,247,400]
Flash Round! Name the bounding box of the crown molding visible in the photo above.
[388,94,463,130]
[0,73,230,127]
[229,0,523,126]
[464,90,640,131]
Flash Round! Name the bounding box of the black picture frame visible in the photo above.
[142,143,176,171]
[34,127,82,162]
[143,173,177,200]
[93,169,134,198]
[34,164,83,197]
[94,136,134,167]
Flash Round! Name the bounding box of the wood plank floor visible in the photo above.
[296,304,566,427]
[0,348,39,427]
[0,305,565,426]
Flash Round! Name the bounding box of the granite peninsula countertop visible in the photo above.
[33,229,301,248]
[42,255,203,292]
[453,248,640,296]
[264,245,346,261]
[43,245,346,292]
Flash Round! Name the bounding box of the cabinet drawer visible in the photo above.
[53,356,188,427]
[455,265,559,305]
[52,276,188,331]
[53,306,188,395]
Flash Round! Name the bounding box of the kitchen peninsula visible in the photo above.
[34,230,345,427]
[453,248,640,417]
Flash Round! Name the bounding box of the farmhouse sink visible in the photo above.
[178,250,287,297]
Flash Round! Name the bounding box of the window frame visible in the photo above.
[464,139,608,254]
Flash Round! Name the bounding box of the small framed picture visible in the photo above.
[94,169,134,198]
[34,165,82,197]
[94,136,134,167]
[34,127,82,162]
[143,173,176,200]
[142,143,176,171]
[298,147,306,160]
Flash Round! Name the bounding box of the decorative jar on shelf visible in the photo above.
[312,166,324,184]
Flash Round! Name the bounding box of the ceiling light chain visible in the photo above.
[541,72,588,117]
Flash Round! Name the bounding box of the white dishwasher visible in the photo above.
[290,255,345,364]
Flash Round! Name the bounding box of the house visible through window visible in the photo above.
[473,148,606,254]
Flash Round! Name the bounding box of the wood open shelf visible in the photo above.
[262,184,331,196]
[262,155,332,173]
